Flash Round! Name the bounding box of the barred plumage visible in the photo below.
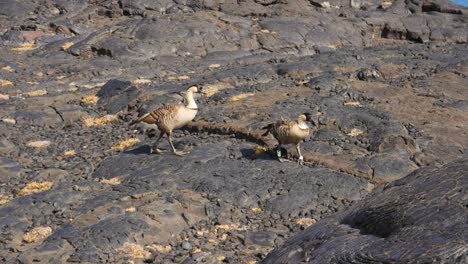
[130,86,202,156]
[262,113,314,164]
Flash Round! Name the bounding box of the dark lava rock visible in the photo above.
[263,158,468,263]
[243,231,276,247]
[97,79,140,114]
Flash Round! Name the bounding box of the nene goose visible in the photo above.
[262,113,315,164]
[130,85,202,156]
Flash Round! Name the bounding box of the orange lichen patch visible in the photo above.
[2,118,16,124]
[251,207,262,213]
[111,138,140,151]
[125,207,136,213]
[99,177,122,185]
[27,140,51,148]
[0,79,13,87]
[343,101,362,107]
[202,82,234,97]
[348,128,364,137]
[117,242,151,259]
[81,95,98,105]
[63,150,76,156]
[295,217,316,227]
[25,89,48,97]
[147,244,172,254]
[61,41,74,50]
[228,92,256,102]
[131,79,152,85]
[22,226,53,243]
[0,93,10,100]
[1,66,14,72]
[81,114,117,127]
[11,42,36,52]
[18,181,53,196]
[334,65,358,73]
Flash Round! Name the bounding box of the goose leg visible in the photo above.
[296,143,304,165]
[151,131,166,154]
[167,133,189,156]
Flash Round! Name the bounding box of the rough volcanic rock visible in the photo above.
[263,158,468,263]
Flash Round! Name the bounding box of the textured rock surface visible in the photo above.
[0,0,467,263]
[263,158,468,263]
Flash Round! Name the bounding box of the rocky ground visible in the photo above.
[0,0,467,263]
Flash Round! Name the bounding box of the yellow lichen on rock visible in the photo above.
[117,242,151,259]
[61,42,74,50]
[0,198,10,205]
[125,207,136,213]
[27,140,51,148]
[251,207,262,213]
[344,101,362,107]
[255,146,267,155]
[1,66,14,72]
[81,95,98,105]
[2,118,16,124]
[111,138,140,151]
[81,82,106,89]
[11,42,36,52]
[228,93,255,102]
[22,226,53,243]
[348,128,364,137]
[99,177,122,185]
[208,64,221,69]
[131,79,152,85]
[18,181,53,196]
[202,82,233,97]
[178,75,190,80]
[25,89,48,97]
[295,217,316,227]
[147,244,172,254]
[190,248,202,254]
[0,79,13,87]
[81,114,117,127]
[63,150,76,156]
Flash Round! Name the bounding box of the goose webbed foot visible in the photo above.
[174,150,190,156]
[151,148,167,154]
[298,156,304,165]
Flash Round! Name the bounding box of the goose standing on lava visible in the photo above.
[262,113,315,164]
[130,85,202,156]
